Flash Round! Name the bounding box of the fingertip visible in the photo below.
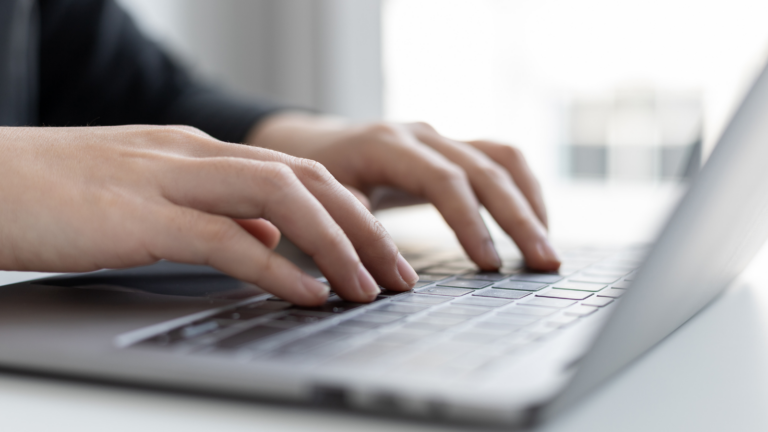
[357,264,381,301]
[480,239,502,271]
[526,239,561,271]
[298,274,331,306]
[396,253,419,288]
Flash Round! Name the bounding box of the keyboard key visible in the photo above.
[412,281,433,289]
[459,272,509,281]
[401,322,449,332]
[330,342,403,364]
[552,281,607,292]
[336,319,384,330]
[597,288,625,298]
[582,268,628,277]
[353,311,405,324]
[467,321,522,335]
[482,314,540,326]
[273,310,331,324]
[451,331,503,344]
[212,302,289,321]
[395,294,452,305]
[433,305,491,317]
[216,325,286,350]
[492,281,548,291]
[375,303,430,314]
[437,280,492,289]
[507,273,563,284]
[276,330,345,354]
[419,286,473,297]
[473,288,531,300]
[611,280,632,289]
[565,305,598,317]
[557,265,586,276]
[374,329,431,345]
[582,297,614,307]
[180,320,220,339]
[425,263,476,274]
[499,305,556,317]
[418,273,452,282]
[454,296,513,308]
[521,297,576,309]
[330,321,374,333]
[591,263,637,273]
[413,314,470,327]
[297,298,371,314]
[567,274,620,284]
[537,289,593,301]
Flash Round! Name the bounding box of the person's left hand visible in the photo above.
[247,113,560,272]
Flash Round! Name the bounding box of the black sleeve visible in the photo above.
[38,0,285,144]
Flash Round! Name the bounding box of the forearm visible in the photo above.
[38,0,285,144]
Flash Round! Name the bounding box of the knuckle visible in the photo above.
[499,144,525,162]
[254,249,277,277]
[367,218,391,246]
[168,125,205,135]
[200,220,240,247]
[145,125,210,145]
[477,163,510,184]
[508,211,539,233]
[175,210,239,250]
[361,122,403,143]
[294,158,334,186]
[257,161,299,192]
[316,224,351,253]
[409,121,436,134]
[433,163,468,185]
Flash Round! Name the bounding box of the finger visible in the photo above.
[146,205,329,306]
[345,126,503,270]
[235,218,281,249]
[409,124,560,271]
[343,184,372,210]
[157,157,383,303]
[154,134,417,293]
[468,140,549,228]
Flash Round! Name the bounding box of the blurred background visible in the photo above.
[118,0,768,246]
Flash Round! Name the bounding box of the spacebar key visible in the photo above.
[216,325,286,350]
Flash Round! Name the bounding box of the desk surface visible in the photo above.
[2,188,767,431]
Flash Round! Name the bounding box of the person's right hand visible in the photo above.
[0,126,419,306]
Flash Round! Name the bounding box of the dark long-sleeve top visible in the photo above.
[0,0,283,144]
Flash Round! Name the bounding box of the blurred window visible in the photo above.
[383,0,768,185]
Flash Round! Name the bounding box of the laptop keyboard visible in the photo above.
[131,246,645,374]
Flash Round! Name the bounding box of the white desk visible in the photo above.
[2,188,767,431]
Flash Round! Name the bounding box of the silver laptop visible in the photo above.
[2,61,768,428]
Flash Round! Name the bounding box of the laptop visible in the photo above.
[2,61,768,428]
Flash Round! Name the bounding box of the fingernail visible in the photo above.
[301,274,330,301]
[357,264,381,298]
[535,239,561,270]
[482,240,502,269]
[396,253,419,286]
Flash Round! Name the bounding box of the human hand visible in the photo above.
[0,126,419,305]
[247,114,560,271]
